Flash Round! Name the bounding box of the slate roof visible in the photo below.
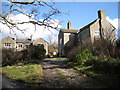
[60,29,80,34]
[79,19,98,31]
[12,38,32,44]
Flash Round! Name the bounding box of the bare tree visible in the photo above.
[0,0,64,33]
[48,35,58,56]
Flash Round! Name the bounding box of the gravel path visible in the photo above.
[40,58,95,88]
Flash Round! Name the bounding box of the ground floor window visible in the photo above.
[19,44,22,48]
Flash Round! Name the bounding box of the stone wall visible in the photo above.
[102,20,116,43]
[77,27,90,45]
[90,19,100,42]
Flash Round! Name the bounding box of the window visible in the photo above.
[19,45,22,48]
[4,43,11,47]
[60,39,62,45]
[94,31,100,38]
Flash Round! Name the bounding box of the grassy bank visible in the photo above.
[67,49,119,88]
[67,61,119,88]
[2,64,43,84]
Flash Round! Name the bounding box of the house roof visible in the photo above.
[60,29,80,34]
[79,18,116,33]
[34,38,49,44]
[79,19,98,31]
[60,19,98,34]
[13,38,32,44]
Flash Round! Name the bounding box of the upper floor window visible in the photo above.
[94,31,100,38]
[60,39,62,45]
[4,43,11,47]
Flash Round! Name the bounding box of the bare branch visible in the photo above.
[8,0,36,5]
[42,1,61,13]
[43,11,57,22]
[0,0,63,35]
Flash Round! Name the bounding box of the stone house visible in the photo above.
[33,38,49,55]
[58,21,79,56]
[58,10,116,57]
[1,34,49,55]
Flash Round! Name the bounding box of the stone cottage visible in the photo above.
[58,10,116,56]
[1,34,49,55]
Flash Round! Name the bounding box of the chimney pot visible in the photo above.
[67,21,72,29]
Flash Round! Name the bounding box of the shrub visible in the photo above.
[68,39,120,60]
[2,49,23,66]
[2,44,46,66]
[75,49,93,65]
[67,47,120,74]
[23,44,46,60]
[88,57,120,74]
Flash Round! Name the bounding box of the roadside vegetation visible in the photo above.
[2,44,46,87]
[2,44,46,66]
[67,39,120,88]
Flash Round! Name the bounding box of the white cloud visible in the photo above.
[1,14,61,42]
[106,17,120,38]
[106,16,119,29]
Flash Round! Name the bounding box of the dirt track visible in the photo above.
[40,58,95,88]
[2,58,95,89]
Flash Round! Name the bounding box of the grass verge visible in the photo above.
[2,64,43,84]
[68,62,119,88]
[51,57,67,60]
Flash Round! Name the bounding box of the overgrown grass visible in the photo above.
[2,64,43,84]
[67,49,119,88]
[73,64,119,88]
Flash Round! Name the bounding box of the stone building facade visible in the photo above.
[58,10,116,56]
[1,34,49,55]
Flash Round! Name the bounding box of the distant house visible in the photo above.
[58,10,116,57]
[1,34,49,55]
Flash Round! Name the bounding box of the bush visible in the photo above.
[2,44,46,66]
[2,49,23,66]
[86,56,119,74]
[67,46,120,74]
[75,49,92,65]
[68,39,120,60]
[23,44,46,60]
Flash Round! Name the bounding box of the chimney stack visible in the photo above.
[30,35,33,41]
[14,34,17,41]
[67,21,72,29]
[98,10,106,20]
